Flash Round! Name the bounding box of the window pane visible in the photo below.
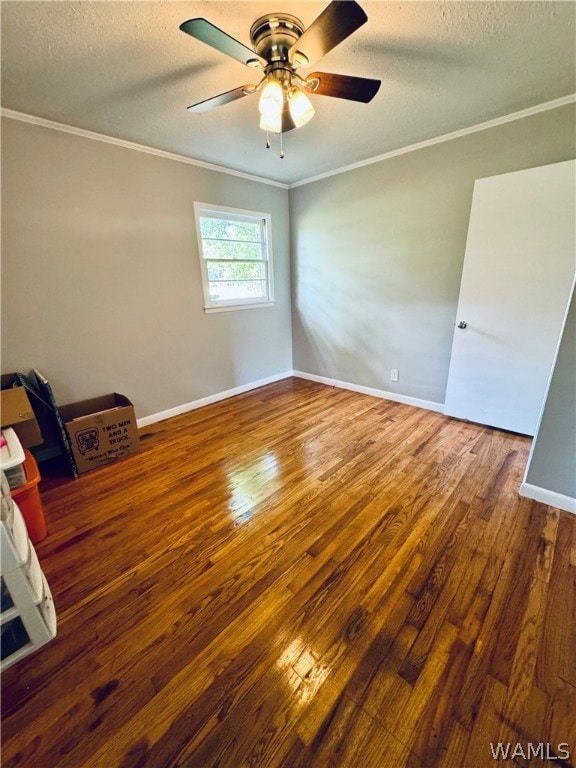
[208,280,268,302]
[200,217,261,243]
[195,204,273,309]
[207,261,266,281]
[203,239,262,261]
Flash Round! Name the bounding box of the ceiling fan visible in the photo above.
[180,0,381,151]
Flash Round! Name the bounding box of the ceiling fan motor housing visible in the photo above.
[250,14,306,65]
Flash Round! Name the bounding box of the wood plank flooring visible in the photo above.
[2,377,575,767]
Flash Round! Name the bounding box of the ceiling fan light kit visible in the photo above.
[180,0,381,157]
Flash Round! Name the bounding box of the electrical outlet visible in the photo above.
[390,369,399,382]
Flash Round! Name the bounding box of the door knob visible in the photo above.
[457,321,468,329]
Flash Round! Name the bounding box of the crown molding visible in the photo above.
[0,108,290,190]
[2,94,574,190]
[289,93,576,188]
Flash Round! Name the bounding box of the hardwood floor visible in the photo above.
[2,377,575,767]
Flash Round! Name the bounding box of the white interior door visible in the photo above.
[444,160,575,436]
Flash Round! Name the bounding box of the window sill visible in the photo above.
[204,301,277,314]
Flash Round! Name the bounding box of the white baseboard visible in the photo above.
[137,368,444,429]
[292,370,444,413]
[519,482,576,515]
[137,371,293,428]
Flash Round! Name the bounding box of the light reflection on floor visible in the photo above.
[276,636,330,704]
[226,451,279,523]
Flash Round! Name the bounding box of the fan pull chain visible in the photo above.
[263,130,285,158]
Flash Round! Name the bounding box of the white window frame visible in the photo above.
[193,202,276,313]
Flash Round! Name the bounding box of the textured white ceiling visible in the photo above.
[1,1,575,184]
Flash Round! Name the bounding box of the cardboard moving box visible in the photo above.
[59,394,140,474]
[0,386,43,448]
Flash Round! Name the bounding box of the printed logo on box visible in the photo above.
[75,428,100,455]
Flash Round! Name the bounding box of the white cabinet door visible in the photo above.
[444,160,575,436]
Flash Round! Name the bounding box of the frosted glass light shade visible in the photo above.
[259,113,282,134]
[258,79,284,119]
[288,87,315,128]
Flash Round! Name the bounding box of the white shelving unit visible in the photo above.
[1,471,56,671]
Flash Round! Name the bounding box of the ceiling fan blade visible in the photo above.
[187,86,254,114]
[289,1,368,68]
[306,72,381,103]
[180,18,266,69]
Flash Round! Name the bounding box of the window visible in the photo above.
[194,202,275,312]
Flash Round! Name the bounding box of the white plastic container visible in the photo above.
[0,573,56,669]
[2,545,44,609]
[1,500,29,572]
[1,428,26,490]
[1,470,14,525]
[0,470,57,671]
